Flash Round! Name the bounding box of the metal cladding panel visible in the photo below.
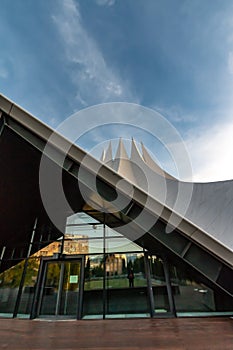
[0,94,12,114]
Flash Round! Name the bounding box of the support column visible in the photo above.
[163,257,176,316]
[0,246,6,270]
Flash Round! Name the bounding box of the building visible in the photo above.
[0,94,232,320]
[33,234,89,257]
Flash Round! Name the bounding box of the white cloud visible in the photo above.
[155,105,197,124]
[95,0,116,6]
[151,103,233,182]
[52,0,134,106]
[185,120,233,182]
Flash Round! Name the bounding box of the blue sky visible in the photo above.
[1,0,233,181]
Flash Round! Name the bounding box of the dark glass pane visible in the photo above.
[0,261,24,316]
[170,264,216,314]
[40,262,61,315]
[39,260,81,317]
[82,255,104,319]
[17,258,40,316]
[105,253,150,318]
[59,261,81,316]
[149,256,170,314]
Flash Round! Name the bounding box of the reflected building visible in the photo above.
[33,235,89,257]
[105,254,124,276]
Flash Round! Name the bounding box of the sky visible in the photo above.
[1,0,233,181]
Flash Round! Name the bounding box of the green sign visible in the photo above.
[70,275,78,284]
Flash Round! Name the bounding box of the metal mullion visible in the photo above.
[0,246,6,270]
[55,262,65,316]
[30,256,44,319]
[144,253,155,317]
[103,215,106,319]
[38,261,49,316]
[77,256,85,320]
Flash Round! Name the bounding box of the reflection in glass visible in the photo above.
[105,237,143,254]
[67,212,99,225]
[105,253,149,318]
[60,261,81,316]
[17,258,41,316]
[66,218,103,255]
[149,256,170,314]
[83,255,104,319]
[40,261,81,316]
[33,241,62,257]
[170,264,216,314]
[40,262,61,315]
[0,261,24,316]
[3,210,231,320]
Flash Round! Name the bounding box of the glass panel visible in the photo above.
[34,241,62,257]
[65,212,143,255]
[59,261,81,316]
[82,255,104,319]
[66,224,103,239]
[65,220,104,255]
[17,258,40,316]
[67,212,100,225]
[170,264,216,314]
[39,260,81,316]
[106,237,143,253]
[0,261,24,317]
[105,253,150,318]
[40,262,61,315]
[63,236,89,255]
[149,256,170,314]
[105,226,125,238]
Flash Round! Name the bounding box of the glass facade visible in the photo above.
[149,256,171,314]
[17,258,40,317]
[83,255,104,318]
[105,253,150,318]
[0,212,232,320]
[169,264,229,316]
[0,262,24,317]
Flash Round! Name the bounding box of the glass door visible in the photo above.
[39,260,82,317]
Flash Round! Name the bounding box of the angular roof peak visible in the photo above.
[100,149,106,162]
[115,138,129,160]
[141,142,175,180]
[104,140,113,163]
[130,138,143,162]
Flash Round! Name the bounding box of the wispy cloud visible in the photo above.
[154,105,198,124]
[95,0,116,6]
[52,0,135,107]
